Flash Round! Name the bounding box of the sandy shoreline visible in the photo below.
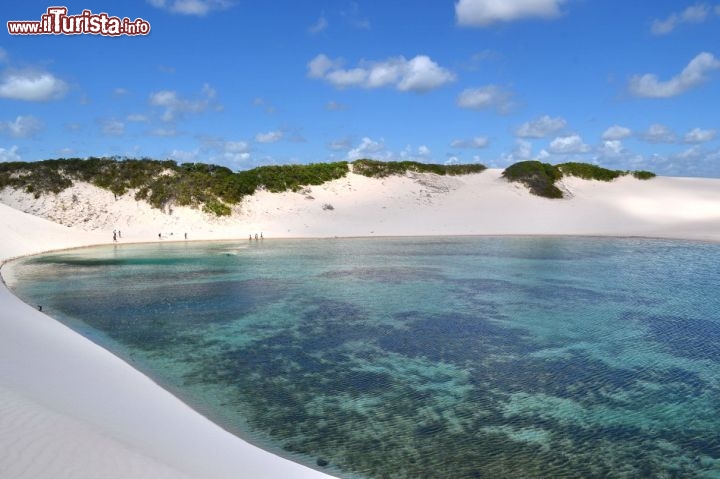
[2,169,720,478]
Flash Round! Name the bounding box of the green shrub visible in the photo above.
[632,170,656,180]
[352,159,486,178]
[557,162,623,181]
[203,200,232,216]
[502,161,564,199]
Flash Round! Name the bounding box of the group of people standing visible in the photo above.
[113,230,122,242]
[250,232,264,240]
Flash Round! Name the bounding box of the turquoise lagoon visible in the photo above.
[8,237,720,478]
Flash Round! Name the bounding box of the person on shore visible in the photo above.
[184,232,187,240]
[158,233,161,240]
[255,233,258,240]
[118,230,122,238]
[249,234,252,240]
[113,232,117,242]
[260,232,264,240]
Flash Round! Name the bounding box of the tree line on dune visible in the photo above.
[0,157,654,216]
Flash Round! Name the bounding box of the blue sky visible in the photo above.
[2,1,720,177]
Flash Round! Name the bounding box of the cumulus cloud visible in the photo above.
[599,140,626,157]
[456,85,513,113]
[308,15,328,34]
[325,101,348,111]
[221,141,251,162]
[307,54,455,93]
[0,115,43,138]
[147,0,232,16]
[327,137,353,151]
[499,139,535,165]
[255,130,283,143]
[548,134,590,154]
[0,72,68,101]
[341,2,371,29]
[602,125,632,141]
[515,115,566,138]
[149,84,217,122]
[455,0,566,26]
[642,124,676,143]
[0,145,21,162]
[99,119,125,136]
[347,137,386,159]
[629,52,720,98]
[149,127,178,137]
[651,4,712,35]
[450,136,490,148]
[127,114,149,122]
[684,127,717,143]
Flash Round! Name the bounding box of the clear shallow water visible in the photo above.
[8,237,720,479]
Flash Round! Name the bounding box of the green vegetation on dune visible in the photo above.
[502,161,564,199]
[556,162,623,182]
[353,159,486,178]
[502,161,656,199]
[1,156,654,212]
[0,157,485,216]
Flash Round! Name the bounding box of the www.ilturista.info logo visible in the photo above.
[7,7,151,36]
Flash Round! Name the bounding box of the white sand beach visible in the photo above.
[2,169,720,478]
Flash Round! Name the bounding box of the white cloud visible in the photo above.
[113,88,128,96]
[0,115,42,138]
[450,136,490,148]
[347,137,385,159]
[127,114,149,122]
[684,127,717,143]
[327,137,352,151]
[149,84,216,122]
[651,4,711,35]
[399,144,433,161]
[0,48,8,63]
[456,85,513,113]
[397,56,456,92]
[341,2,371,29]
[500,139,534,165]
[629,52,720,98]
[149,127,178,137]
[307,54,338,79]
[0,72,68,101]
[599,140,625,156]
[100,119,125,136]
[548,134,590,154]
[455,0,566,26]
[325,101,348,111]
[169,148,200,163]
[642,124,676,143]
[602,125,632,141]
[308,54,455,93]
[255,130,283,143]
[308,15,328,34]
[221,141,251,162]
[515,115,566,138]
[0,145,21,162]
[147,0,232,16]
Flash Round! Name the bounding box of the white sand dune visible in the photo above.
[2,169,720,479]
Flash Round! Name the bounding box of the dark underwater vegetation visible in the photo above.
[10,237,720,478]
